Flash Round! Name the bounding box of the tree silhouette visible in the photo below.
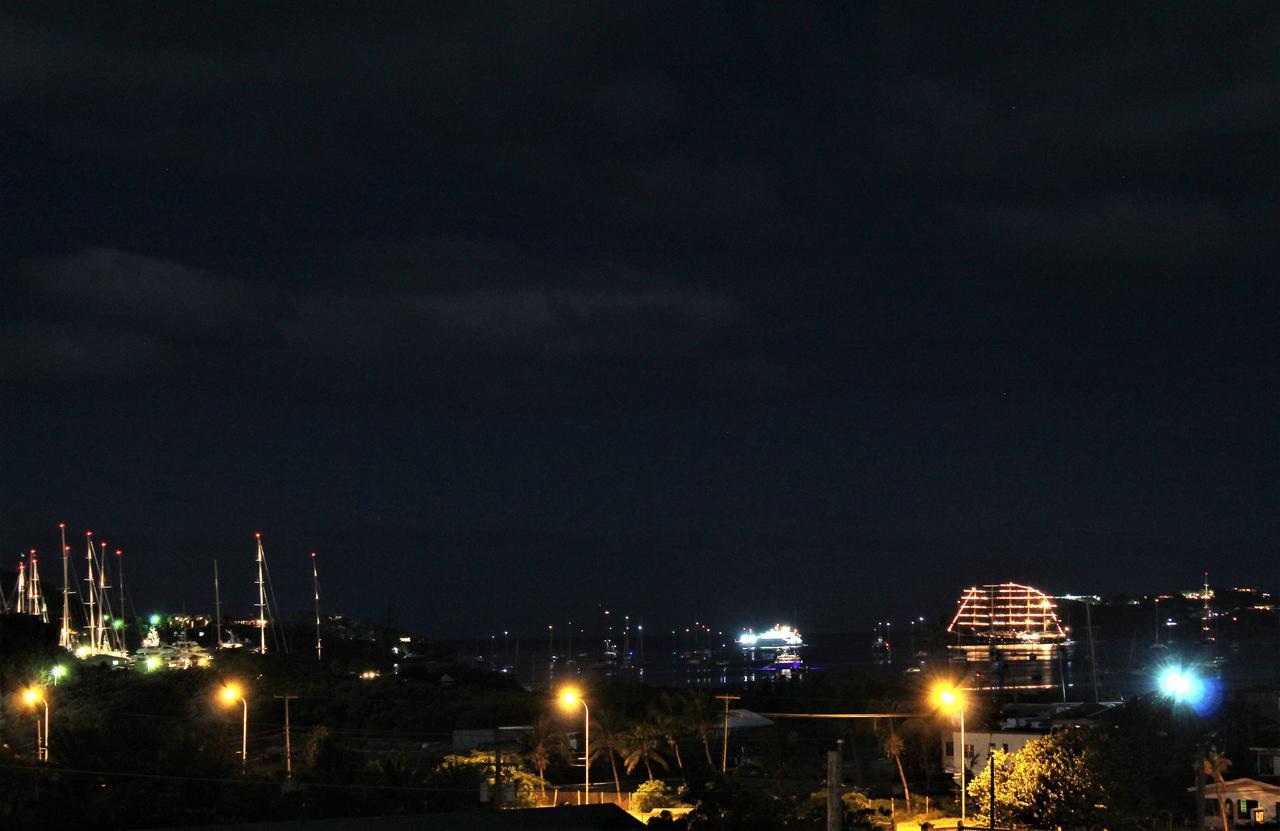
[652,693,687,770]
[873,698,914,811]
[589,710,627,798]
[1203,751,1232,831]
[524,715,568,802]
[685,692,715,767]
[623,722,670,781]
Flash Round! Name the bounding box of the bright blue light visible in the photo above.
[1157,664,1219,714]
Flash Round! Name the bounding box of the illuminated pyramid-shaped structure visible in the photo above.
[948,582,1066,643]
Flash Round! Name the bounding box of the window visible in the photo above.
[1001,743,1009,753]
[945,741,954,758]
[964,744,975,759]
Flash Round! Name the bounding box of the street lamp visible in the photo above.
[935,684,966,823]
[558,687,590,799]
[220,683,248,768]
[50,665,68,686]
[22,686,49,762]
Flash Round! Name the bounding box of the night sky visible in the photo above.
[3,4,1278,637]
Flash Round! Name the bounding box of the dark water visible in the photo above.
[544,630,1280,701]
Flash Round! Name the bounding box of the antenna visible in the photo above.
[214,559,223,650]
[311,552,322,661]
[254,534,268,654]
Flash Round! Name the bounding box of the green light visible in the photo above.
[50,665,68,683]
[149,614,161,626]
[112,618,124,630]
[144,656,162,672]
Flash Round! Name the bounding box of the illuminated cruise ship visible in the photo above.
[737,624,804,665]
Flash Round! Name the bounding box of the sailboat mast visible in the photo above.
[30,552,47,622]
[1202,570,1212,641]
[85,533,97,652]
[98,540,108,652]
[214,560,222,651]
[116,549,125,651]
[16,558,26,615]
[311,552,322,661]
[255,533,267,654]
[60,524,71,649]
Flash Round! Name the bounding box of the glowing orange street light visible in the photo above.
[22,686,49,762]
[558,687,590,798]
[219,683,249,768]
[934,684,966,822]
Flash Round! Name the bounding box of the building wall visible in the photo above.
[942,730,1041,777]
[1200,781,1280,827]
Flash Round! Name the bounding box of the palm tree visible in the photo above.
[685,692,716,767]
[524,715,568,803]
[589,710,627,799]
[882,730,912,812]
[1203,751,1232,831]
[652,694,687,770]
[873,698,913,812]
[623,722,670,781]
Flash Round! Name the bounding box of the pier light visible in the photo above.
[50,665,67,685]
[557,687,590,797]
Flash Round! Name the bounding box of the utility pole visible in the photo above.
[275,694,298,776]
[827,739,844,831]
[988,743,996,830]
[1195,741,1206,831]
[715,694,741,772]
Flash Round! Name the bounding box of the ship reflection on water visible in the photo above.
[950,642,1074,693]
[737,624,806,675]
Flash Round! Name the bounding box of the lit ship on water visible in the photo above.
[737,624,805,668]
[947,582,1071,691]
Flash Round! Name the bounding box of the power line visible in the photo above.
[0,762,475,793]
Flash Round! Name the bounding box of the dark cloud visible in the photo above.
[5,247,748,404]
[2,3,1279,633]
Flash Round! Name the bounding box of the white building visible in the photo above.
[1188,778,1280,827]
[943,730,1042,779]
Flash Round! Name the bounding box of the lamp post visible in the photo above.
[559,688,590,799]
[23,686,49,762]
[220,683,248,768]
[937,685,966,823]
